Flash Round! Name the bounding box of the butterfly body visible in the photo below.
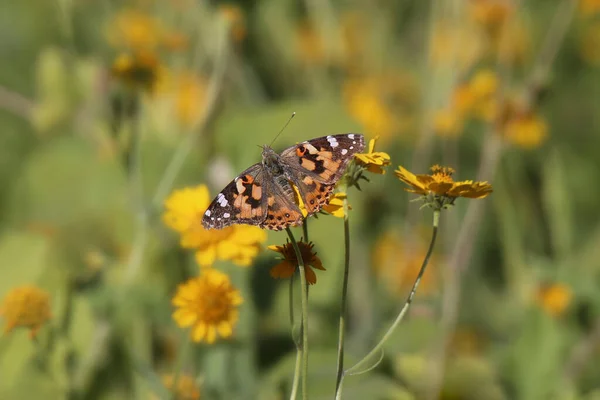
[202,134,365,231]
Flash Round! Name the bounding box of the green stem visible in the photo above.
[302,218,309,242]
[286,227,309,400]
[170,333,191,400]
[343,210,440,378]
[289,271,301,400]
[334,197,351,398]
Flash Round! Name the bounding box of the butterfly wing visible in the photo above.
[279,134,366,184]
[278,134,365,214]
[202,164,268,230]
[258,175,304,231]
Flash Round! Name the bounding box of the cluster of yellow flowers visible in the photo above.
[434,69,548,148]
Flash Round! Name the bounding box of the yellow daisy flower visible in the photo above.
[536,283,572,317]
[163,185,267,267]
[106,9,164,51]
[0,285,51,338]
[503,112,548,149]
[172,269,243,344]
[161,374,201,400]
[111,51,165,93]
[354,136,392,174]
[321,192,350,218]
[268,241,325,285]
[395,165,493,209]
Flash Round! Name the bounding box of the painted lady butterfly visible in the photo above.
[202,134,365,231]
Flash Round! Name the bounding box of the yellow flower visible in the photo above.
[268,241,325,285]
[161,374,201,400]
[0,285,51,338]
[469,69,499,121]
[172,72,207,127]
[219,4,247,43]
[354,137,392,174]
[469,0,514,32]
[111,51,164,93]
[296,21,327,66]
[373,231,437,297]
[343,75,416,141]
[395,165,493,207]
[172,269,243,343]
[106,9,163,50]
[579,22,600,66]
[579,0,600,17]
[536,283,572,317]
[503,112,548,149]
[429,23,483,71]
[322,192,350,218]
[163,185,267,267]
[433,108,464,138]
[469,69,498,99]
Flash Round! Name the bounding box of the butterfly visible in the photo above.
[202,134,366,231]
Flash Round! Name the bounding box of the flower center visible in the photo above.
[430,165,455,184]
[194,284,231,323]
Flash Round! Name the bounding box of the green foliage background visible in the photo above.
[1,0,600,399]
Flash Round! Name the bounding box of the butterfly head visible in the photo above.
[261,145,284,175]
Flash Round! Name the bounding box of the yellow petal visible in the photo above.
[192,323,207,342]
[195,245,217,267]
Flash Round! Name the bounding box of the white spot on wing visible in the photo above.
[217,193,228,207]
[223,212,230,218]
[205,210,211,217]
[348,134,355,139]
[352,141,356,144]
[327,135,339,148]
[341,149,348,155]
[350,146,354,150]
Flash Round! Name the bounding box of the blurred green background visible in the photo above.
[2,0,600,399]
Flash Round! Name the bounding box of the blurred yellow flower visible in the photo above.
[469,69,498,99]
[172,269,243,343]
[433,108,464,138]
[296,21,325,66]
[268,241,325,285]
[469,69,499,121]
[354,137,392,174]
[470,0,513,26]
[343,75,416,141]
[0,285,51,338]
[395,165,493,206]
[503,111,548,149]
[429,23,483,71]
[163,185,267,267]
[452,84,477,116]
[373,231,437,297]
[579,0,600,16]
[111,51,164,93]
[322,192,350,218]
[107,9,163,50]
[172,72,207,127]
[219,4,247,43]
[580,22,600,66]
[536,283,572,317]
[161,374,201,400]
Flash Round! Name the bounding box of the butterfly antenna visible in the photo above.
[269,112,296,147]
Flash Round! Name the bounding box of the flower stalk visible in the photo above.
[289,271,301,400]
[334,195,351,398]
[285,227,309,400]
[336,210,440,397]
